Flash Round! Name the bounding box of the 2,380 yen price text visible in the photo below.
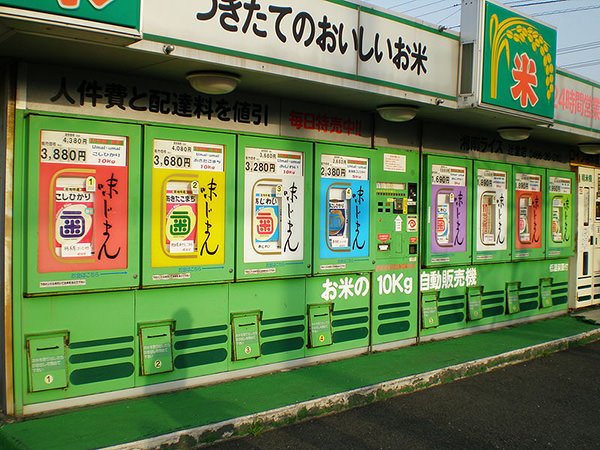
[41,147,87,163]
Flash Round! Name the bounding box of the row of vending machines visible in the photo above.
[17,114,574,410]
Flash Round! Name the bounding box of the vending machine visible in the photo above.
[575,166,600,308]
[513,165,545,260]
[142,126,235,286]
[545,169,575,259]
[371,148,419,346]
[25,116,141,294]
[305,143,374,358]
[423,155,472,266]
[236,135,313,280]
[472,161,512,263]
[313,143,374,274]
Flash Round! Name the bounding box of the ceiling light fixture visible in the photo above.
[578,143,600,155]
[186,71,240,95]
[376,105,418,122]
[497,127,531,141]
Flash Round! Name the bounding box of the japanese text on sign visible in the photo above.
[321,275,370,301]
[515,173,541,192]
[321,154,368,180]
[288,110,362,136]
[50,76,269,127]
[431,164,466,187]
[420,267,478,291]
[548,177,571,194]
[153,139,225,172]
[41,131,126,166]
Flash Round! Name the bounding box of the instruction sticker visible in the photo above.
[383,153,406,173]
[153,140,224,172]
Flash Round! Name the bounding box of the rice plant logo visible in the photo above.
[57,0,114,10]
[488,14,554,105]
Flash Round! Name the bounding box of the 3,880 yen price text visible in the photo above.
[41,148,87,163]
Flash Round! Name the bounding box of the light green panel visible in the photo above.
[134,284,229,386]
[512,165,546,261]
[228,278,306,370]
[305,275,370,357]
[24,115,142,295]
[545,169,575,259]
[472,160,513,264]
[419,259,570,338]
[423,154,473,267]
[20,291,135,406]
[236,135,313,280]
[371,148,419,345]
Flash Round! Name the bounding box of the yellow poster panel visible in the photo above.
[151,140,226,268]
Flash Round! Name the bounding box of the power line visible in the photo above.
[532,4,600,16]
[415,3,460,18]
[403,0,452,14]
[558,40,600,55]
[509,0,566,7]
[561,58,600,70]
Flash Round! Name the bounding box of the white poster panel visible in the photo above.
[243,147,305,263]
[475,169,508,253]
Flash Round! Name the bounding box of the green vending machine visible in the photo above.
[313,143,375,275]
[142,126,236,286]
[472,161,512,263]
[24,115,141,294]
[546,169,575,259]
[423,155,472,266]
[371,148,420,346]
[306,143,375,357]
[236,135,313,280]
[513,165,546,260]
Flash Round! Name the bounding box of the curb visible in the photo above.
[104,327,600,450]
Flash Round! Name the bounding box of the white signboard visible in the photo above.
[142,0,459,99]
[515,173,541,192]
[320,154,369,180]
[40,131,127,166]
[243,147,305,263]
[476,169,508,252]
[153,140,224,172]
[431,164,466,187]
[554,72,600,132]
[548,176,571,194]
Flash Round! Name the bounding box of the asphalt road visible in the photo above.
[204,340,600,449]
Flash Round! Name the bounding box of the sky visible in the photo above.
[364,0,600,83]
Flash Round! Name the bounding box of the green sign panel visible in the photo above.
[482,1,556,118]
[0,0,140,29]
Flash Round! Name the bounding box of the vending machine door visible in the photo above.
[142,126,235,286]
[472,161,512,264]
[545,169,575,259]
[313,143,374,275]
[25,115,141,294]
[513,165,545,261]
[423,155,472,267]
[575,166,595,308]
[236,136,313,280]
